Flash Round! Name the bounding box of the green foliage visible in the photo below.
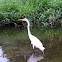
[0,0,62,27]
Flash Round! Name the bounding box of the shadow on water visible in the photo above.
[0,27,62,62]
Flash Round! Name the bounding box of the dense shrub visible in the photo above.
[0,0,62,27]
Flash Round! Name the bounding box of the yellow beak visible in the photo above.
[18,19,24,21]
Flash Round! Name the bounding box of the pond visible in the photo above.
[0,27,62,62]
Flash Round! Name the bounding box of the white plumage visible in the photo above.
[18,18,45,54]
[29,34,44,50]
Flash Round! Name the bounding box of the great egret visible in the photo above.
[18,18,45,55]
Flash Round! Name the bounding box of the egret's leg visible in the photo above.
[41,50,45,56]
[32,45,35,52]
[33,45,34,49]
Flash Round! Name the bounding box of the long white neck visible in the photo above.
[26,21,31,36]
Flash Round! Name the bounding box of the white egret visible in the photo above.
[18,18,45,55]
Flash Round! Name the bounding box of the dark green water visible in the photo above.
[0,27,62,62]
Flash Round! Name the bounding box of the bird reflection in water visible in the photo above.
[27,53,44,62]
[0,46,10,62]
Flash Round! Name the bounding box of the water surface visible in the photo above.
[0,27,62,62]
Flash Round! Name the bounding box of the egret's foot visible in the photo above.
[33,49,34,52]
[32,49,36,54]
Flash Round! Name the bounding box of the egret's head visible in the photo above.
[18,18,30,27]
[18,18,28,22]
